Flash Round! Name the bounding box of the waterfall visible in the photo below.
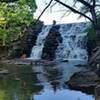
[30,22,88,61]
[56,22,88,61]
[30,25,52,59]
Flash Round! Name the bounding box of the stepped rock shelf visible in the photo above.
[0,59,68,66]
[30,22,88,61]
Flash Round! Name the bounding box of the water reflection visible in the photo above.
[0,60,94,100]
[34,89,94,100]
[0,75,43,100]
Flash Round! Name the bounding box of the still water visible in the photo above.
[0,60,94,100]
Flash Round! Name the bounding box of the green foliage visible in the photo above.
[85,10,100,40]
[0,63,43,100]
[86,26,97,40]
[97,14,100,26]
[0,0,18,3]
[0,0,37,46]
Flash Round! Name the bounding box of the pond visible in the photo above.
[0,60,94,100]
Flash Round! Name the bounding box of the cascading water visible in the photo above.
[27,23,94,100]
[30,22,88,61]
[30,25,52,59]
[56,22,88,61]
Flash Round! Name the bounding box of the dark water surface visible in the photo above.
[0,60,94,100]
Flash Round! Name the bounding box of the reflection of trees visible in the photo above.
[44,64,62,81]
[43,64,62,92]
[0,65,43,100]
[0,63,65,99]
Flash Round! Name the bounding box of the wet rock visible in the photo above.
[87,39,96,57]
[8,21,43,59]
[0,46,9,60]
[61,60,68,62]
[0,69,9,79]
[0,69,9,74]
[0,59,60,66]
[95,85,100,100]
[66,71,99,93]
[41,25,62,60]
[88,47,100,71]
[75,64,88,68]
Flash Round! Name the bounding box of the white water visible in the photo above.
[30,22,88,61]
[30,25,52,59]
[56,22,88,61]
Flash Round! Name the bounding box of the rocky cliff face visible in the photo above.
[8,21,43,59]
[88,38,100,68]
[89,46,100,67]
[41,25,62,60]
[87,39,96,57]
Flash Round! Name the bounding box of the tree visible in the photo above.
[0,0,37,46]
[55,0,100,34]
[37,0,100,36]
[0,0,18,3]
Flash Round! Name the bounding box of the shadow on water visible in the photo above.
[0,60,94,100]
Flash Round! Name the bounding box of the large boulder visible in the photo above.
[66,71,99,93]
[89,47,100,68]
[8,21,43,59]
[95,85,100,100]
[41,25,62,60]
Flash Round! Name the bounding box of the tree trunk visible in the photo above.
[90,7,100,36]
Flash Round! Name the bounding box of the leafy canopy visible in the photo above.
[0,0,37,46]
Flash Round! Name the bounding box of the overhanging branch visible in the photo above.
[36,0,53,23]
[93,0,96,7]
[77,0,92,8]
[54,0,93,22]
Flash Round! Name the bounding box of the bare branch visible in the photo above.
[54,0,93,22]
[36,0,53,23]
[96,4,100,7]
[73,0,77,8]
[77,0,92,8]
[93,0,96,7]
[60,10,71,20]
[50,2,57,13]
[50,2,57,8]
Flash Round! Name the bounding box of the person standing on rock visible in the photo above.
[53,20,56,25]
